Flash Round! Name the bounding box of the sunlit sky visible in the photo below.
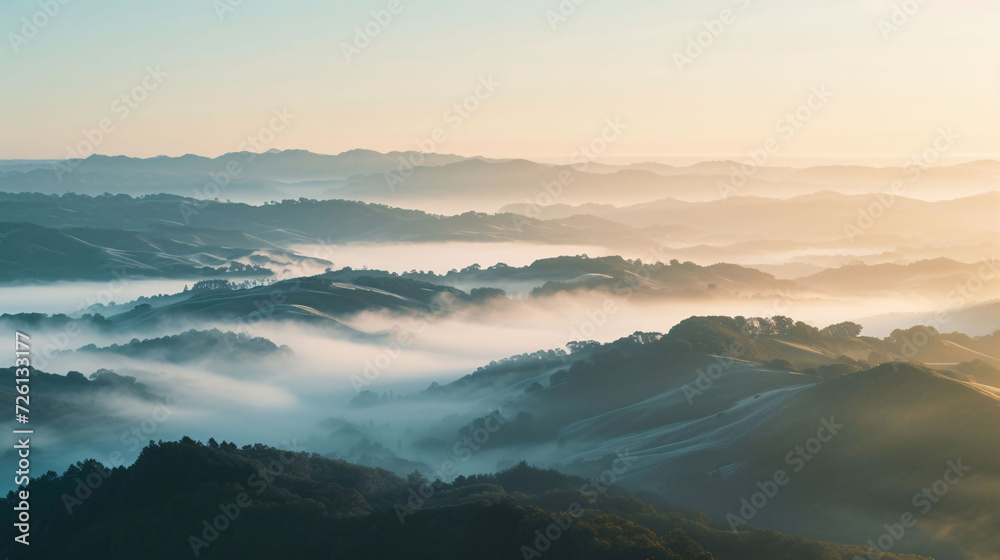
[3,0,999,165]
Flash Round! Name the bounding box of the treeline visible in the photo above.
[1,439,928,560]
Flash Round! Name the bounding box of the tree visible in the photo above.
[821,322,863,339]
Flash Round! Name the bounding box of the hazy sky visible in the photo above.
[3,0,999,164]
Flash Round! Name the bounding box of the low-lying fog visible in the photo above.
[288,242,617,273]
[0,279,195,315]
[288,240,999,283]
[6,240,1000,485]
[13,284,992,477]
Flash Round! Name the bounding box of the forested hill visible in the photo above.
[2,438,929,560]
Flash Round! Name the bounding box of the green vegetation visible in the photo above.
[1,439,929,560]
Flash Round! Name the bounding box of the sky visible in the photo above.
[2,0,1000,165]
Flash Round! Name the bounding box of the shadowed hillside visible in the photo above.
[1,439,930,560]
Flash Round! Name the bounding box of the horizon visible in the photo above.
[3,147,1000,170]
[4,3,1000,559]
[5,1,1000,172]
